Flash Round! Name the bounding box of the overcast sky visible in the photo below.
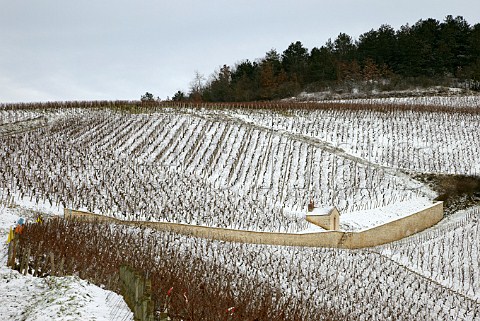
[0,0,479,103]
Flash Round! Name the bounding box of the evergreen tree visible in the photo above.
[333,33,356,61]
[307,46,337,84]
[264,49,283,74]
[466,23,480,82]
[282,41,309,87]
[141,92,155,102]
[206,65,233,102]
[357,25,396,68]
[231,60,259,101]
[438,15,471,76]
[172,90,186,101]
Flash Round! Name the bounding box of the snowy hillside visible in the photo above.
[1,102,462,232]
[1,98,479,320]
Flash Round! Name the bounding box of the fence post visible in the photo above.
[7,238,13,268]
[41,252,51,276]
[49,252,55,276]
[58,257,65,277]
[9,238,18,269]
[144,279,154,321]
[33,254,42,277]
[120,265,154,321]
[22,247,31,275]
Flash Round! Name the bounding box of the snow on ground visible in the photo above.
[340,197,434,231]
[9,191,64,216]
[297,223,327,234]
[0,205,133,321]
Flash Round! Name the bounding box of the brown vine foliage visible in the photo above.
[1,99,480,115]
[15,219,344,321]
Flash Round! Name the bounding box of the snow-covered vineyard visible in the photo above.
[1,97,480,320]
[2,204,479,320]
[3,101,471,231]
[194,210,480,320]
[336,94,480,109]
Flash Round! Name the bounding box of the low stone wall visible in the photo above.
[341,201,444,248]
[63,202,443,249]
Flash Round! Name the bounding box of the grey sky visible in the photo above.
[1,0,479,103]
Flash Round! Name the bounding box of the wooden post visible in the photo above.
[7,239,12,268]
[33,255,42,277]
[144,278,154,321]
[16,245,23,273]
[10,238,17,269]
[120,265,154,321]
[58,257,65,277]
[49,252,55,276]
[22,247,31,275]
[41,252,50,276]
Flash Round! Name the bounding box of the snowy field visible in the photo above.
[1,97,480,320]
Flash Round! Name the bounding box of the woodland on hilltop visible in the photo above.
[173,15,480,102]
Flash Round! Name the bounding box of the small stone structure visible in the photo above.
[306,201,340,230]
